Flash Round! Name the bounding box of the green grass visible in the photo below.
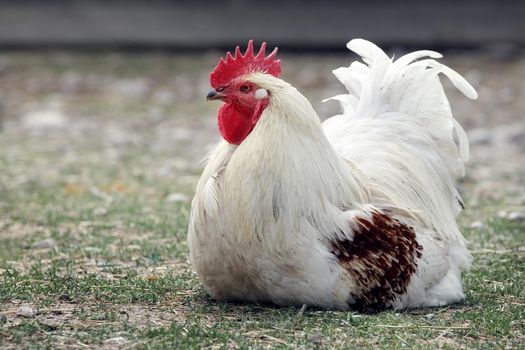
[0,51,524,349]
[0,221,522,349]
[0,149,523,350]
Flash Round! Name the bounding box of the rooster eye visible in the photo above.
[240,85,251,93]
[216,86,225,92]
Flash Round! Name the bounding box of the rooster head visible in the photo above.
[207,40,281,145]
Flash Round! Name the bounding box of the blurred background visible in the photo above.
[0,0,524,49]
[0,0,524,261]
[0,2,524,347]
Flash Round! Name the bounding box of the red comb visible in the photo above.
[210,40,281,89]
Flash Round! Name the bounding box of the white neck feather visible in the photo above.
[215,74,369,247]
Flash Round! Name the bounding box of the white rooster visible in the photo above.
[188,39,477,311]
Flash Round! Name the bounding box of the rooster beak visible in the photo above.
[206,89,225,101]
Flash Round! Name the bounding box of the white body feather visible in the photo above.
[188,39,477,310]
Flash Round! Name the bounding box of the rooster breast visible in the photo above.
[188,137,362,309]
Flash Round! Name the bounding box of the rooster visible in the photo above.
[188,39,477,311]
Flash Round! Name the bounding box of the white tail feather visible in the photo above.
[323,39,477,244]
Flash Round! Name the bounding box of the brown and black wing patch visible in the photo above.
[331,210,423,311]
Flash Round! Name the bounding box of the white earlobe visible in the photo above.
[255,88,268,100]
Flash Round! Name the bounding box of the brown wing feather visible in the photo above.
[331,210,423,311]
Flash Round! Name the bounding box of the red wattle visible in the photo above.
[217,101,268,145]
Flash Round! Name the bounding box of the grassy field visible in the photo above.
[0,51,524,349]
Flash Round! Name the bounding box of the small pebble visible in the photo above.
[424,313,435,321]
[31,238,56,250]
[165,193,190,203]
[507,212,525,222]
[17,304,36,318]
[104,337,128,345]
[469,221,485,229]
[22,109,67,130]
[308,335,323,345]
[92,207,108,216]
